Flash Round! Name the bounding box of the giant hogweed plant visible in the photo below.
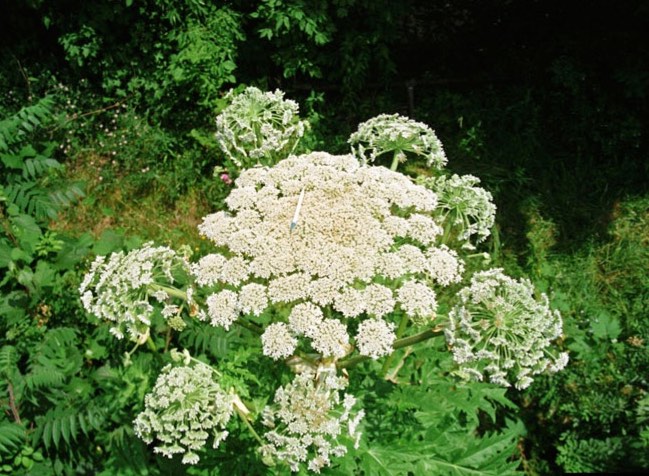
[79,87,568,472]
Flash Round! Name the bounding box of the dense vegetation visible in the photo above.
[1,1,648,474]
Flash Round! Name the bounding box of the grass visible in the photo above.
[51,152,217,251]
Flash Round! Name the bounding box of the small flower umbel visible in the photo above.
[260,364,364,473]
[348,113,447,171]
[444,268,569,389]
[215,86,307,168]
[420,173,496,247]
[133,353,237,465]
[79,242,191,342]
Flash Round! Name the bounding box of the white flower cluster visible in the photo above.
[421,174,496,245]
[348,113,447,169]
[260,366,364,473]
[133,362,235,464]
[444,268,569,389]
[79,243,190,342]
[215,86,307,168]
[196,152,463,360]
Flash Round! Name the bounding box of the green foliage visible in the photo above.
[555,434,623,473]
[0,1,647,473]
[167,6,244,108]
[0,423,26,455]
[518,195,649,473]
[349,341,524,475]
[0,97,83,222]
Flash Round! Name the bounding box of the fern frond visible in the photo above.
[48,182,85,210]
[180,322,231,358]
[5,172,83,221]
[0,422,26,455]
[0,97,55,154]
[42,327,77,348]
[22,156,61,181]
[35,404,105,451]
[0,345,18,376]
[25,366,66,390]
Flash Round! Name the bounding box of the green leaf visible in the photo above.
[93,229,124,255]
[11,214,42,252]
[33,261,56,288]
[0,423,24,455]
[454,420,524,469]
[53,232,94,271]
[78,413,88,436]
[358,445,414,475]
[9,246,32,263]
[41,419,52,450]
[0,153,23,170]
[0,241,12,268]
[591,311,621,340]
[0,345,18,376]
[51,418,60,449]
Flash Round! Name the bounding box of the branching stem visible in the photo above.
[236,317,264,335]
[337,326,444,369]
[234,400,264,446]
[380,313,410,376]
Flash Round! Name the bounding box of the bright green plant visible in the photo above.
[78,92,567,473]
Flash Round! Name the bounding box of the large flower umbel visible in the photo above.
[195,152,462,360]
[444,268,568,389]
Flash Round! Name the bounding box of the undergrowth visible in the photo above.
[516,195,649,474]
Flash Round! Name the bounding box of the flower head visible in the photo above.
[194,152,452,360]
[260,366,364,473]
[215,86,307,168]
[420,174,496,245]
[349,113,447,169]
[79,243,190,342]
[444,268,568,389]
[262,322,298,360]
[355,318,396,359]
[133,362,234,464]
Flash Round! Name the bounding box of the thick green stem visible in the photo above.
[234,399,264,446]
[236,317,264,335]
[393,327,442,349]
[441,222,453,246]
[337,326,443,369]
[336,354,370,369]
[148,283,187,300]
[380,313,410,376]
[295,351,319,367]
[145,336,158,352]
[187,355,222,377]
[390,150,401,171]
